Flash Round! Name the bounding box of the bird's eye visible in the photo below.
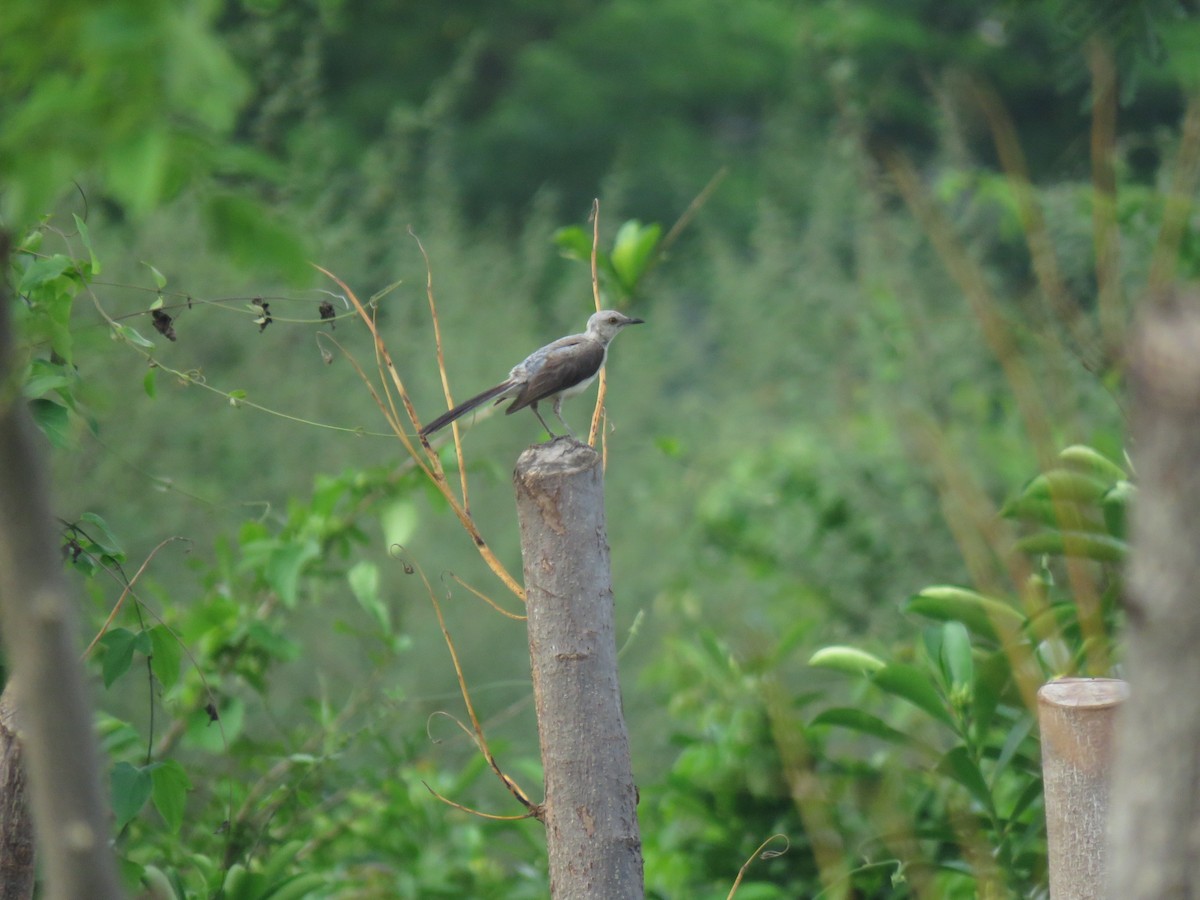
[608,316,619,323]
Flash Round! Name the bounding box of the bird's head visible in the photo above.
[587,309,645,341]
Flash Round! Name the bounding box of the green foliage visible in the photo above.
[807,444,1129,897]
[0,0,248,225]
[553,218,663,302]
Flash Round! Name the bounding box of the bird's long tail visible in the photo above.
[419,381,517,437]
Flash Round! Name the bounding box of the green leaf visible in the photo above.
[150,760,192,833]
[609,219,661,292]
[1016,530,1128,562]
[904,586,1025,642]
[73,214,101,275]
[1017,469,1111,504]
[348,560,389,634]
[29,398,71,447]
[873,663,954,727]
[111,761,154,830]
[810,707,912,745]
[379,499,417,549]
[144,368,158,398]
[993,713,1036,783]
[143,262,168,290]
[18,254,74,292]
[100,628,151,688]
[552,225,595,261]
[111,323,156,348]
[1008,775,1045,822]
[939,622,974,693]
[264,539,320,607]
[80,512,123,557]
[1102,480,1134,540]
[149,625,183,691]
[809,645,886,675]
[937,746,995,815]
[1058,445,1126,483]
[21,359,75,398]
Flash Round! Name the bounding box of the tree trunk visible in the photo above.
[0,686,34,900]
[1108,289,1200,898]
[0,232,125,899]
[513,439,643,900]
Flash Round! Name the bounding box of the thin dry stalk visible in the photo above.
[588,199,608,448]
[410,228,472,511]
[726,835,789,900]
[1148,92,1200,291]
[313,265,525,602]
[885,150,1109,675]
[408,558,537,816]
[1087,38,1123,359]
[970,81,1101,372]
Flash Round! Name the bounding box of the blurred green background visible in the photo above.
[4,0,1193,896]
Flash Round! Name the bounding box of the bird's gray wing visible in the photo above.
[420,379,519,436]
[505,338,605,413]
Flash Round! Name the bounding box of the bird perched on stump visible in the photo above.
[420,309,644,439]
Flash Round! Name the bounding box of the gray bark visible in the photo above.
[0,233,125,899]
[1108,289,1200,898]
[513,439,643,900]
[0,687,34,900]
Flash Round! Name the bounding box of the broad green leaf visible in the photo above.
[150,760,192,833]
[939,622,974,693]
[264,539,320,607]
[809,645,886,675]
[904,586,1024,642]
[810,707,912,745]
[552,225,595,261]
[111,761,154,830]
[610,219,661,292]
[1016,530,1127,562]
[80,511,123,557]
[348,560,389,634]
[29,399,71,448]
[1017,469,1110,504]
[1102,480,1134,539]
[873,663,954,727]
[971,651,1012,739]
[149,625,183,691]
[143,262,168,290]
[100,627,151,688]
[1058,445,1126,482]
[18,254,74,292]
[937,746,995,815]
[379,499,417,549]
[22,359,74,399]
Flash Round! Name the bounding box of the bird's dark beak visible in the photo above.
[627,317,645,325]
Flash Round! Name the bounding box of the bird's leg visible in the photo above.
[530,402,558,438]
[552,395,575,438]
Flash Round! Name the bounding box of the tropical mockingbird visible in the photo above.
[420,309,644,438]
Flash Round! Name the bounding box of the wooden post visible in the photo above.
[513,439,643,900]
[1038,677,1127,900]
